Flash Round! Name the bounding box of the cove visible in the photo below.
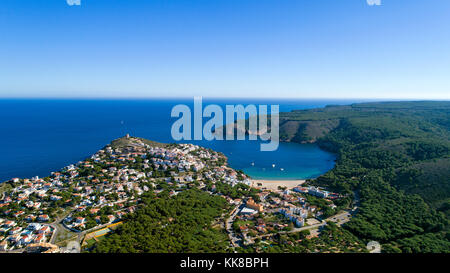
[189,139,336,180]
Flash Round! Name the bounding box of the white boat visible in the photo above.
[251,162,255,166]
[272,164,276,168]
[280,168,284,171]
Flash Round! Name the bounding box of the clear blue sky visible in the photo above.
[1,0,449,99]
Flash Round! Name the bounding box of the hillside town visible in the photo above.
[0,135,344,253]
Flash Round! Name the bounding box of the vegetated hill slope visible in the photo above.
[90,189,231,253]
[109,136,168,149]
[279,101,450,252]
[393,158,450,213]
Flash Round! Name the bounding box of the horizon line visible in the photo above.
[0,96,449,101]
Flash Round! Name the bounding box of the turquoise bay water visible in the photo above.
[225,141,335,180]
[0,99,364,182]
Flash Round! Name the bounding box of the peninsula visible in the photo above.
[0,135,353,253]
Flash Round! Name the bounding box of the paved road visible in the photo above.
[49,209,75,244]
[0,212,71,253]
[56,200,132,245]
[225,202,243,249]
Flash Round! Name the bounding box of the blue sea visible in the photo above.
[0,98,368,182]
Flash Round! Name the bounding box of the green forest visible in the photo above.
[280,101,450,252]
[90,189,231,253]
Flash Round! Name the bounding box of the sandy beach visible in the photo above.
[251,179,306,191]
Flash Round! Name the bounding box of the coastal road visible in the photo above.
[49,209,76,244]
[225,201,243,249]
[1,213,71,253]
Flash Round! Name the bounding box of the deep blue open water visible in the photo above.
[0,98,368,182]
